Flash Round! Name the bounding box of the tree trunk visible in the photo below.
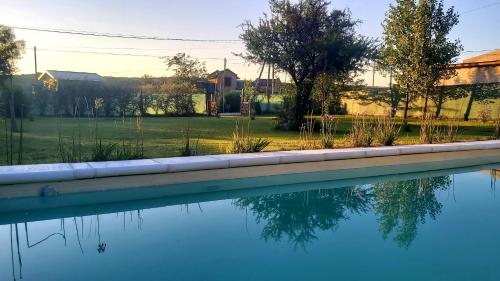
[435,93,444,118]
[422,92,429,117]
[139,90,145,116]
[9,76,18,132]
[293,80,314,129]
[463,87,475,121]
[403,93,410,121]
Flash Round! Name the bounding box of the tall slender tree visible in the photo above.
[381,0,461,121]
[381,0,417,121]
[0,25,25,131]
[413,0,462,115]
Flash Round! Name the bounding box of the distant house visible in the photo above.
[254,78,282,94]
[207,69,240,93]
[440,50,500,86]
[38,70,105,91]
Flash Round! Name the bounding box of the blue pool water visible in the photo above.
[1,165,499,281]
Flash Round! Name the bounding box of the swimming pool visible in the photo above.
[1,164,499,281]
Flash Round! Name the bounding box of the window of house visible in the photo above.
[224,77,232,87]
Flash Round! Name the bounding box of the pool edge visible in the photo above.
[0,148,499,200]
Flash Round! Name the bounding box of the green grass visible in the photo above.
[0,115,497,165]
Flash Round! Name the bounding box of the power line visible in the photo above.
[9,25,242,43]
[460,1,500,15]
[27,45,235,51]
[38,48,160,58]
[33,47,246,61]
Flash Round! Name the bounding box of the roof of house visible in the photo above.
[447,50,500,71]
[463,50,500,63]
[208,69,239,79]
[254,78,281,85]
[39,70,105,82]
[440,50,500,86]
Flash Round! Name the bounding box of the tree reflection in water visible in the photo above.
[373,176,451,248]
[234,176,452,249]
[234,186,373,249]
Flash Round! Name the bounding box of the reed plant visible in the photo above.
[494,108,500,140]
[299,113,317,149]
[91,140,117,161]
[2,118,12,165]
[375,115,401,146]
[419,114,441,144]
[320,114,338,149]
[58,99,145,163]
[443,119,460,143]
[180,125,199,156]
[228,119,271,153]
[0,102,25,165]
[350,117,375,147]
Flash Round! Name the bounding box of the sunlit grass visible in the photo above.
[0,115,496,165]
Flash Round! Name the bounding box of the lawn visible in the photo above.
[0,115,497,165]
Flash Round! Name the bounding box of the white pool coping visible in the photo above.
[1,140,499,185]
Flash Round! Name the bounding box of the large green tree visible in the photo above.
[162,53,206,116]
[381,0,461,120]
[240,0,374,128]
[0,25,25,131]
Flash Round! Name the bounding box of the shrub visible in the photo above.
[223,93,241,113]
[478,108,491,123]
[58,133,82,163]
[420,114,440,144]
[228,120,271,153]
[320,114,338,149]
[274,86,295,130]
[114,142,144,160]
[375,116,401,146]
[254,101,262,115]
[166,93,195,116]
[350,117,375,147]
[91,140,117,161]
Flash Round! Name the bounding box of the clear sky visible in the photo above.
[2,0,499,85]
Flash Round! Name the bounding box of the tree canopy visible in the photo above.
[0,25,25,78]
[0,25,25,131]
[381,0,462,119]
[240,0,375,128]
[161,53,207,116]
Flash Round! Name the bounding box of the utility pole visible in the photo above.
[32,46,38,97]
[221,58,226,113]
[256,62,265,93]
[266,64,271,111]
[255,62,266,108]
[389,68,395,117]
[372,63,375,87]
[34,46,38,79]
[271,64,275,99]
